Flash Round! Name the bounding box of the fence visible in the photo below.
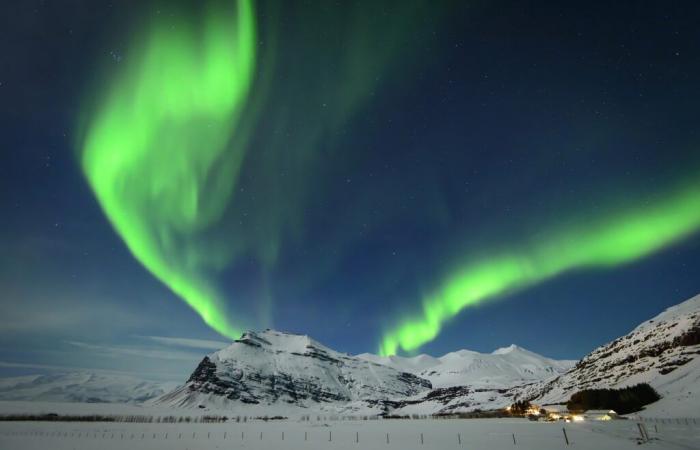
[639,417,699,426]
[0,423,580,448]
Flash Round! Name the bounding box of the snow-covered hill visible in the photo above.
[359,345,574,389]
[523,294,700,411]
[156,330,431,412]
[0,372,178,404]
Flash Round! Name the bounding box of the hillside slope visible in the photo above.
[524,294,700,411]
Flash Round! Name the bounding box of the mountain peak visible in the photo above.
[220,329,330,357]
[492,344,523,355]
[159,328,432,410]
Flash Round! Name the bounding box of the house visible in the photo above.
[542,405,572,421]
[582,410,618,421]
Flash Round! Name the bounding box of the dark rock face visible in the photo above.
[367,383,524,415]
[188,357,217,384]
[184,354,355,405]
[397,372,432,390]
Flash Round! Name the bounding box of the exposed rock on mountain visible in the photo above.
[523,294,700,412]
[154,294,700,416]
[157,330,431,409]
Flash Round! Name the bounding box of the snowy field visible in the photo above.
[1,417,698,450]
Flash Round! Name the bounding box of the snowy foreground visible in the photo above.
[2,417,698,450]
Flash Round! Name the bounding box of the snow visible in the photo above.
[638,356,700,419]
[0,417,684,450]
[527,292,700,408]
[0,373,178,404]
[636,293,700,331]
[157,330,430,411]
[356,353,442,373]
[359,344,574,389]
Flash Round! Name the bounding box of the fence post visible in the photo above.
[512,433,516,445]
[421,432,424,445]
[282,431,284,440]
[260,431,262,440]
[386,432,390,444]
[637,423,648,442]
[458,433,461,445]
[223,432,226,440]
[642,423,649,441]
[562,428,569,445]
[329,431,332,441]
[305,431,307,441]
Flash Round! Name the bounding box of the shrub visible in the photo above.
[567,383,660,414]
[508,400,531,416]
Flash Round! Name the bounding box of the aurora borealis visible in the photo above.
[3,0,700,378]
[379,179,700,355]
[80,0,256,339]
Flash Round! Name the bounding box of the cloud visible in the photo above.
[65,341,202,362]
[0,360,176,381]
[138,336,229,350]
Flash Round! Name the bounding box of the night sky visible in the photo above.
[2,0,700,381]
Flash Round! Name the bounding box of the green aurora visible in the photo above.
[80,0,256,339]
[78,0,438,338]
[76,0,700,354]
[379,179,700,355]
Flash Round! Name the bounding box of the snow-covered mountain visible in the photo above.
[523,293,700,413]
[358,294,700,416]
[149,293,700,416]
[157,330,431,412]
[359,344,574,389]
[355,345,573,416]
[0,372,178,404]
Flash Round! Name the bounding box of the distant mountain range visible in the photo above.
[0,372,178,404]
[3,293,698,416]
[358,344,575,389]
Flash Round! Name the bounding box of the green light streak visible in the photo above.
[380,181,700,355]
[80,0,256,339]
